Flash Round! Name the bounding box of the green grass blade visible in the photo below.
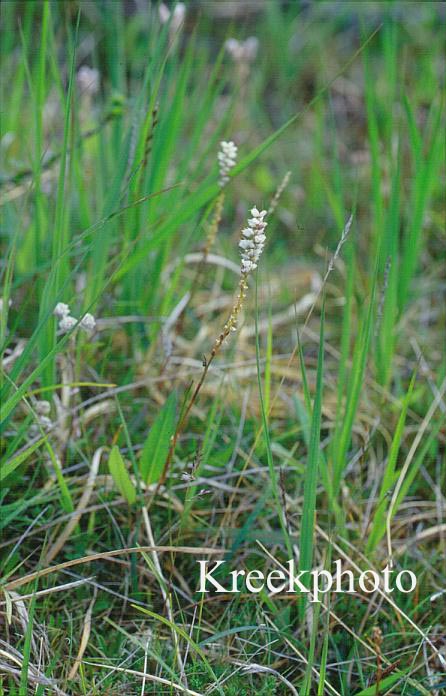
[38,8,79,387]
[139,391,177,484]
[366,370,417,552]
[298,299,325,610]
[0,436,47,480]
[108,445,137,505]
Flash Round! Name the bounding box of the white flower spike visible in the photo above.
[218,140,238,187]
[239,207,267,274]
[220,206,267,339]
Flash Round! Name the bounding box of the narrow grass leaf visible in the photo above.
[140,390,177,484]
[354,669,410,696]
[366,370,417,552]
[298,299,325,609]
[1,436,47,480]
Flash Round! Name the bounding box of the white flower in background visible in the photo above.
[53,302,70,319]
[29,402,53,437]
[80,313,96,332]
[54,302,96,335]
[225,37,259,63]
[29,415,52,437]
[59,315,77,333]
[159,2,170,24]
[39,416,52,430]
[239,207,267,274]
[77,65,100,96]
[35,400,51,416]
[218,140,238,187]
[159,2,186,34]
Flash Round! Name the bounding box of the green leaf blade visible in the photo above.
[108,445,137,504]
[140,391,177,485]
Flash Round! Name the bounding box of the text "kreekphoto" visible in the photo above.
[197,560,417,603]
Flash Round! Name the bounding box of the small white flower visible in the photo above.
[54,302,70,319]
[39,416,53,430]
[59,315,77,333]
[225,39,240,59]
[77,66,100,96]
[159,2,186,33]
[218,140,238,187]
[29,414,52,437]
[239,207,267,276]
[159,2,170,24]
[80,313,96,332]
[243,37,259,62]
[35,400,51,416]
[225,37,259,63]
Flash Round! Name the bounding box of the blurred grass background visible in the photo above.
[1,1,445,694]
